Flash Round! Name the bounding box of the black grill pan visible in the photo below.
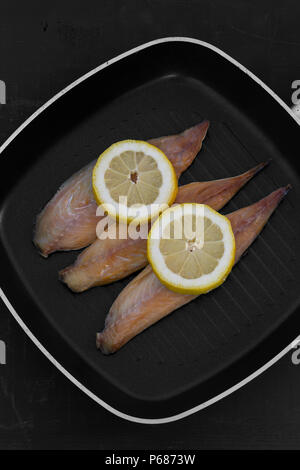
[0,38,299,422]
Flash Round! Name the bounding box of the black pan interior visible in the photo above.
[0,42,299,418]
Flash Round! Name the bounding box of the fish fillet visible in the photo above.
[34,121,209,257]
[60,162,267,292]
[97,186,290,354]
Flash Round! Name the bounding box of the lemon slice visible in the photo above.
[147,203,235,295]
[92,140,178,224]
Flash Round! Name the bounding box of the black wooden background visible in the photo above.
[0,0,300,450]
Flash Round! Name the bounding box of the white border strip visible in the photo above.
[0,37,299,424]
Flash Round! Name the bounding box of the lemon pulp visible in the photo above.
[93,140,178,224]
[147,204,235,295]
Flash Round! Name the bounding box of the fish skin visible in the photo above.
[148,120,209,178]
[97,186,290,354]
[34,160,98,258]
[33,121,209,257]
[60,162,267,292]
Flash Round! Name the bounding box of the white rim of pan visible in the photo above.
[0,37,299,425]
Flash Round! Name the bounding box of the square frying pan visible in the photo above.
[0,38,299,423]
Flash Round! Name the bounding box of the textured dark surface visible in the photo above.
[0,0,300,449]
[1,41,299,417]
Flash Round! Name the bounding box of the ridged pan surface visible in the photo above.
[0,41,299,418]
